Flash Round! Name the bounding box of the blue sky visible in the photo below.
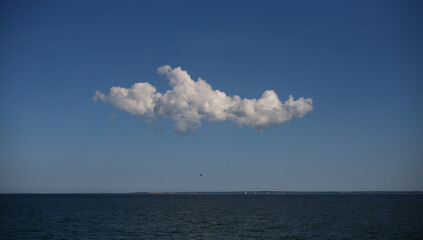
[1,0,422,193]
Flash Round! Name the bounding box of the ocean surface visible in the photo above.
[1,194,422,239]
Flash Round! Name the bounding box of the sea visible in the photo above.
[1,193,422,239]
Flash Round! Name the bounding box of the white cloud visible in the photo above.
[94,65,313,134]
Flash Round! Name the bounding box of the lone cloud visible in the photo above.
[94,65,313,135]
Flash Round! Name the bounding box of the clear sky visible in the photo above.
[1,0,422,193]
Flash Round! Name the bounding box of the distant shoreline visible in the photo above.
[137,191,423,195]
[1,191,422,195]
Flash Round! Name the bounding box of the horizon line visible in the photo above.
[1,190,423,195]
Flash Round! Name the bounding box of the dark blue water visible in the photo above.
[1,194,422,239]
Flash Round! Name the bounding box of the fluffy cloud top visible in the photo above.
[94,65,313,134]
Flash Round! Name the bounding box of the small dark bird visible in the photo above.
[200,174,203,176]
